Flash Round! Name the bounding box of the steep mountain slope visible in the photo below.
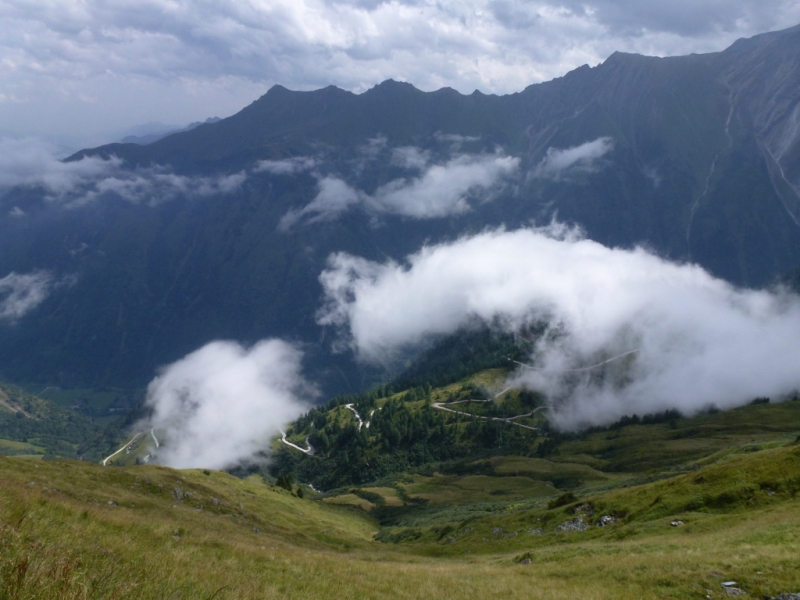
[1,25,799,389]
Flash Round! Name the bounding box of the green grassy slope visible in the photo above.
[2,440,800,599]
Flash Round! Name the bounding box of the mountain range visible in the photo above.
[0,23,799,391]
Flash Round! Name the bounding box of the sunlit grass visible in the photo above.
[2,443,800,599]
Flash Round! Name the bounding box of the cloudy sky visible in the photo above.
[1,1,799,149]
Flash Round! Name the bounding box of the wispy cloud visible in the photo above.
[0,137,246,208]
[318,225,800,428]
[141,339,316,470]
[280,151,519,229]
[390,147,431,170]
[255,156,317,175]
[0,270,57,322]
[0,137,121,197]
[532,137,615,180]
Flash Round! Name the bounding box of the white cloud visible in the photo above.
[0,137,121,195]
[0,270,54,322]
[3,1,799,144]
[391,146,431,170]
[141,339,316,470]
[279,176,363,230]
[255,156,317,175]
[532,137,615,179]
[281,151,519,228]
[317,225,800,429]
[372,153,519,216]
[0,137,246,207]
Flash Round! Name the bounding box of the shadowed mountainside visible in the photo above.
[1,24,799,390]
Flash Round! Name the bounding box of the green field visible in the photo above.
[3,370,800,598]
[2,437,800,599]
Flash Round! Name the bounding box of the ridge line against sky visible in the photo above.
[1,1,800,149]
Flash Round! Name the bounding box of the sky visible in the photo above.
[1,0,800,150]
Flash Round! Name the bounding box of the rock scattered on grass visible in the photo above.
[670,520,684,527]
[556,516,589,532]
[596,515,616,527]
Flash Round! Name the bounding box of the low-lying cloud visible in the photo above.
[0,270,56,323]
[255,157,317,175]
[0,137,246,208]
[141,340,316,470]
[532,137,614,179]
[318,225,800,429]
[280,152,519,229]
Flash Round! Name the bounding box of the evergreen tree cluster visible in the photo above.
[272,383,537,491]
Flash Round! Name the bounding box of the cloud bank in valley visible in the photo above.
[280,152,519,229]
[317,226,800,429]
[0,137,246,209]
[142,340,315,470]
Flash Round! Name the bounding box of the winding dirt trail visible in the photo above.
[280,431,314,455]
[344,404,364,430]
[101,432,144,466]
[431,400,544,432]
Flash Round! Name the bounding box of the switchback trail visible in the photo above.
[431,401,544,432]
[344,404,364,430]
[280,431,314,455]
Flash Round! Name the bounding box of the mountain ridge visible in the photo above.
[1,24,799,389]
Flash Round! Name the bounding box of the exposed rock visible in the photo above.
[556,516,589,532]
[107,500,117,506]
[172,487,183,500]
[211,497,220,506]
[670,520,684,527]
[596,515,617,527]
[491,527,504,536]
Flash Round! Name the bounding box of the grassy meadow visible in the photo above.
[2,373,800,599]
[2,436,800,598]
